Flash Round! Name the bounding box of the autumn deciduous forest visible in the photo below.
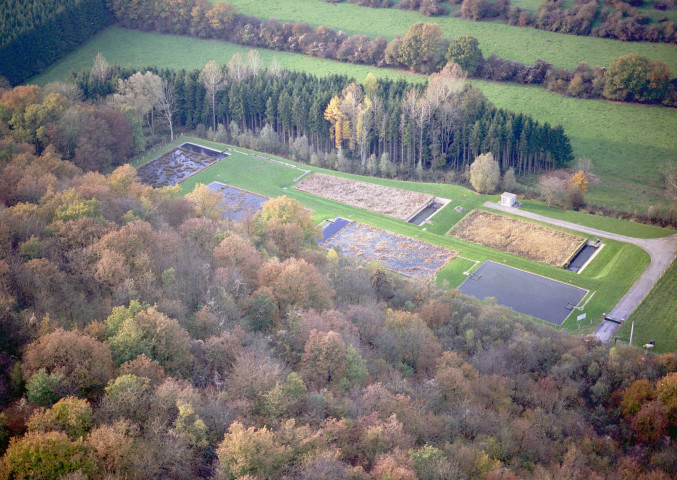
[0,80,676,480]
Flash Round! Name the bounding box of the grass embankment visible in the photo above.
[136,136,652,335]
[615,260,677,354]
[518,201,675,238]
[228,0,677,72]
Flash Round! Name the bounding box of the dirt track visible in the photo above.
[484,202,677,343]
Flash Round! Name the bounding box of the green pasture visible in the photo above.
[615,259,677,354]
[227,0,677,72]
[136,136,653,335]
[510,0,548,12]
[638,5,677,25]
[30,27,423,87]
[473,80,677,212]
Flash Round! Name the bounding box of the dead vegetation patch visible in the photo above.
[539,168,600,190]
[450,210,586,267]
[295,173,433,221]
[324,222,456,278]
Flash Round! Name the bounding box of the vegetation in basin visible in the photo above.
[449,209,587,267]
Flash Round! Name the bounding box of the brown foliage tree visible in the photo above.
[257,258,334,314]
[621,379,654,418]
[119,353,167,386]
[86,420,134,476]
[631,400,670,443]
[302,329,349,390]
[22,329,114,397]
[214,233,263,290]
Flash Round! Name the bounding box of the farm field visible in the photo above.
[30,26,422,87]
[295,173,434,221]
[136,136,654,335]
[29,27,677,213]
[227,0,677,71]
[474,80,677,212]
[615,260,677,354]
[450,210,586,268]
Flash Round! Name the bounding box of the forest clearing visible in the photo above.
[134,137,652,336]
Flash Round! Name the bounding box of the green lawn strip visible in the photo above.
[227,0,677,72]
[615,259,677,354]
[437,257,478,290]
[517,200,675,238]
[30,26,424,87]
[473,80,677,212]
[144,138,648,333]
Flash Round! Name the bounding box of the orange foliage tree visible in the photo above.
[568,169,589,194]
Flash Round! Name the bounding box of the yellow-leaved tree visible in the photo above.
[253,196,320,257]
[185,183,224,220]
[324,96,350,150]
[568,169,589,194]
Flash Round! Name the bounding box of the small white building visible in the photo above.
[500,192,516,207]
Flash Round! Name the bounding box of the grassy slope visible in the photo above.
[138,136,653,334]
[227,0,677,72]
[510,0,546,12]
[30,27,422,86]
[473,80,677,212]
[30,27,677,213]
[615,259,677,354]
[518,200,675,238]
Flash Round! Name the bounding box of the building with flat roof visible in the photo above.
[500,192,516,207]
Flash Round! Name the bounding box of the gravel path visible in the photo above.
[484,202,677,343]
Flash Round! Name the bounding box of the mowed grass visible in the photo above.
[227,0,677,71]
[518,200,675,238]
[615,260,677,354]
[137,136,652,335]
[30,27,423,87]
